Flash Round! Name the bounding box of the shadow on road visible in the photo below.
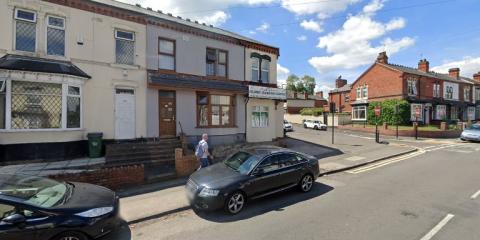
[195,182,334,223]
[284,137,344,159]
[105,221,132,240]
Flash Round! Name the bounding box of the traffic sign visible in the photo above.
[415,107,421,118]
[375,106,381,117]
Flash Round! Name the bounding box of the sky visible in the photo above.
[116,0,480,93]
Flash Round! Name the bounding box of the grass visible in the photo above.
[349,123,458,131]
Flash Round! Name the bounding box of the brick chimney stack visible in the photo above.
[449,68,460,79]
[316,91,324,99]
[335,76,347,88]
[376,51,388,64]
[418,59,429,72]
[473,72,480,82]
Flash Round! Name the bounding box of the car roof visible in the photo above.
[241,145,296,157]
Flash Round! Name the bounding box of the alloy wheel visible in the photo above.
[60,237,80,240]
[301,175,313,192]
[227,192,245,214]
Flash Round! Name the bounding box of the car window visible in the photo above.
[258,156,281,173]
[278,154,299,167]
[0,203,16,219]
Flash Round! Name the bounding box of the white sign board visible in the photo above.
[248,85,286,100]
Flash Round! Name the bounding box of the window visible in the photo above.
[252,106,269,128]
[0,80,5,129]
[115,30,135,65]
[467,107,475,120]
[464,86,471,102]
[435,105,446,120]
[433,83,440,98]
[0,204,15,219]
[0,80,83,130]
[344,93,350,102]
[197,93,235,127]
[451,106,458,120]
[410,104,423,121]
[352,106,367,120]
[206,48,228,78]
[445,86,453,99]
[258,155,280,173]
[251,57,260,82]
[15,9,37,52]
[362,86,368,99]
[407,78,417,96]
[278,154,300,168]
[261,59,270,83]
[356,88,361,99]
[46,16,65,56]
[159,38,175,70]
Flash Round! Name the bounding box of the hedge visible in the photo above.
[300,108,324,116]
[367,99,410,125]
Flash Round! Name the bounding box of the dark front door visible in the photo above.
[158,91,176,137]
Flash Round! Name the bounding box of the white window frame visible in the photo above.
[433,83,440,98]
[115,29,135,41]
[362,86,368,99]
[251,57,260,82]
[14,8,37,53]
[46,15,66,57]
[15,9,37,23]
[252,106,269,128]
[410,103,423,121]
[114,29,135,65]
[435,105,446,120]
[260,59,270,83]
[407,78,417,96]
[464,86,471,102]
[356,88,361,99]
[0,79,83,132]
[352,106,367,121]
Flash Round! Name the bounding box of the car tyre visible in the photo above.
[314,125,318,130]
[224,191,246,215]
[52,231,89,240]
[298,174,314,193]
[304,124,307,129]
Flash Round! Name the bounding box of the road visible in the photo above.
[115,133,480,240]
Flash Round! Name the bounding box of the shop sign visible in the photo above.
[248,85,286,100]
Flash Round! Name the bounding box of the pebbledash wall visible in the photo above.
[0,0,147,162]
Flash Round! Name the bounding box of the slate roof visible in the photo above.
[379,63,474,84]
[0,54,91,79]
[330,84,352,93]
[149,73,248,93]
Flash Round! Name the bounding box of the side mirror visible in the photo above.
[2,214,26,225]
[252,168,264,176]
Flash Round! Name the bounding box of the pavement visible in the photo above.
[118,124,419,224]
[125,141,480,240]
[0,157,105,176]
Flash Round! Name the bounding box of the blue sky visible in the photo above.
[119,0,480,93]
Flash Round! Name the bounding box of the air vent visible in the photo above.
[157,10,163,13]
[194,20,199,23]
[177,16,182,19]
[147,7,152,10]
[186,18,191,21]
[202,23,206,26]
[135,3,141,7]
[167,13,173,16]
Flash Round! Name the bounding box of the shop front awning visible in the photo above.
[0,54,91,79]
[148,72,248,93]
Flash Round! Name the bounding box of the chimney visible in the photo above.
[376,51,388,64]
[418,59,429,72]
[473,72,480,82]
[316,91,324,99]
[449,68,460,79]
[335,76,347,88]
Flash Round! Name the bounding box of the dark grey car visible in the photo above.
[186,146,320,214]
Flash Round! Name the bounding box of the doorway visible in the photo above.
[158,91,176,137]
[115,88,136,140]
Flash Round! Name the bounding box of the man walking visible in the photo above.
[196,133,211,168]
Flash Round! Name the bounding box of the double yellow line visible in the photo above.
[346,148,426,174]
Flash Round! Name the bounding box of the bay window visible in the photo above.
[0,80,82,130]
[46,15,65,56]
[159,38,175,70]
[252,106,269,128]
[352,106,366,120]
[435,105,446,120]
[15,9,37,52]
[197,93,235,127]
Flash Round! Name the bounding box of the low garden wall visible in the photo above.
[338,125,462,138]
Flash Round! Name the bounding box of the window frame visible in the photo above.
[252,105,269,128]
[15,8,37,23]
[352,105,367,121]
[464,86,471,102]
[45,15,66,57]
[158,37,176,71]
[196,92,235,128]
[433,83,440,98]
[206,48,229,78]
[260,59,270,83]
[114,29,135,65]
[407,78,418,96]
[14,8,37,53]
[251,57,260,82]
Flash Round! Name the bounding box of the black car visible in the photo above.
[0,174,122,240]
[186,146,320,214]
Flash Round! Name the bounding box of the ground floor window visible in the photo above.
[197,93,235,127]
[434,105,447,120]
[0,80,82,130]
[450,106,458,120]
[352,106,366,121]
[410,104,423,121]
[467,106,476,121]
[252,106,269,128]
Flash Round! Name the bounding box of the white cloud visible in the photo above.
[256,22,270,33]
[116,0,275,26]
[309,0,414,73]
[297,35,307,41]
[277,63,290,87]
[281,0,360,19]
[431,57,480,77]
[300,19,323,33]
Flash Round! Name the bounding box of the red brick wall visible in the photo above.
[351,64,404,101]
[329,91,351,112]
[338,125,461,138]
[50,165,145,190]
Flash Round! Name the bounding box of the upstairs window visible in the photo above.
[464,86,471,102]
[115,30,135,65]
[15,9,37,52]
[433,83,440,98]
[356,87,361,99]
[445,86,453,99]
[362,86,368,99]
[206,48,228,78]
[159,38,175,70]
[46,16,65,56]
[251,57,260,82]
[260,59,270,83]
[344,93,350,102]
[407,78,417,96]
[0,80,5,129]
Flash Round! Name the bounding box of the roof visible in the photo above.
[93,0,277,51]
[379,63,474,84]
[149,73,248,93]
[0,54,91,79]
[330,84,352,93]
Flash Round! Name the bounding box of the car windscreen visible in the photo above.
[0,174,68,208]
[467,125,480,130]
[224,151,261,175]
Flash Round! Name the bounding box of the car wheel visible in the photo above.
[314,126,318,130]
[299,174,314,192]
[52,231,89,240]
[304,124,307,128]
[225,191,246,214]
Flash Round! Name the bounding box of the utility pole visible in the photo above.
[395,104,399,140]
[374,106,381,143]
[330,102,336,144]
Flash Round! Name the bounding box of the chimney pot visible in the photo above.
[473,72,480,81]
[335,76,348,88]
[418,59,430,72]
[376,51,388,64]
[449,68,460,79]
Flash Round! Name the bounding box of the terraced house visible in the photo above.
[0,0,284,163]
[328,52,480,124]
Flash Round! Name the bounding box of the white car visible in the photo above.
[303,120,327,130]
[284,120,294,132]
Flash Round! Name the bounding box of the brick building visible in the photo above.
[328,52,480,124]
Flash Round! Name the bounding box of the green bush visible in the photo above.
[367,99,410,125]
[300,108,324,116]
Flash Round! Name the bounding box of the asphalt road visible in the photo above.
[115,138,480,240]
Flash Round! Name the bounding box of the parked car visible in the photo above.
[460,124,480,142]
[0,174,122,240]
[303,120,327,130]
[186,146,320,214]
[283,120,294,132]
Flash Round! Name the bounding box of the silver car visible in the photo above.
[460,124,480,142]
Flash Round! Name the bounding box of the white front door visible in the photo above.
[115,88,135,140]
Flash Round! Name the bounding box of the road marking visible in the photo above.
[419,214,454,240]
[425,144,458,152]
[471,190,480,199]
[347,148,425,174]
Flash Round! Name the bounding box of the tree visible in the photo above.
[286,74,299,92]
[302,75,316,95]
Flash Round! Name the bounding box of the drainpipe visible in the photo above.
[244,96,250,143]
